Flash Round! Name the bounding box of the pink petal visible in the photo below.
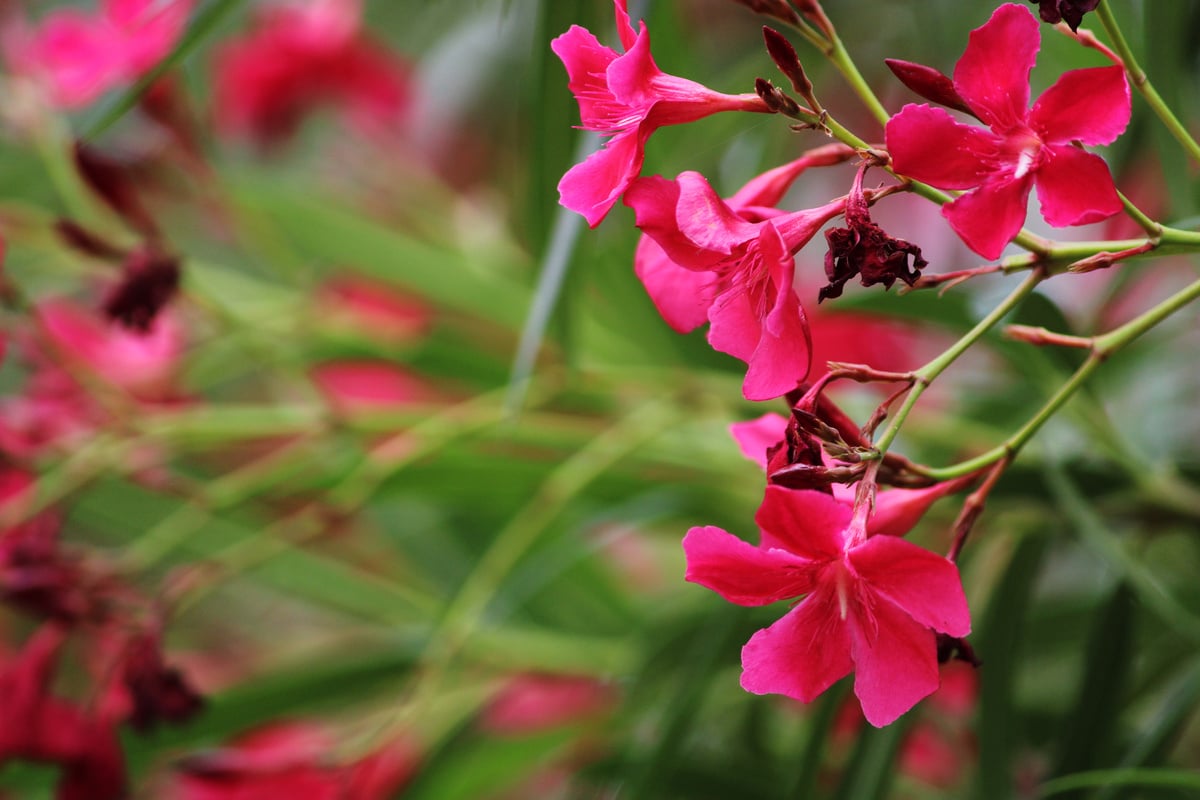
[683,526,822,605]
[952,3,1040,131]
[942,174,1032,259]
[550,25,619,127]
[674,172,761,256]
[729,413,788,470]
[740,586,853,703]
[1035,144,1123,227]
[605,18,665,109]
[848,536,971,637]
[28,12,125,107]
[754,485,848,561]
[106,0,192,74]
[741,309,809,400]
[738,223,810,400]
[558,128,646,227]
[1029,65,1130,147]
[633,235,715,333]
[727,144,856,210]
[613,0,637,52]
[706,280,759,363]
[868,484,956,538]
[625,172,754,270]
[849,591,940,727]
[771,199,848,252]
[885,104,999,190]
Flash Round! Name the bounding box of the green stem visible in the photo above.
[363,399,674,752]
[1096,0,1200,165]
[925,275,1200,480]
[169,388,522,612]
[1117,191,1163,238]
[1094,275,1200,355]
[825,33,890,127]
[32,120,120,231]
[873,270,1044,454]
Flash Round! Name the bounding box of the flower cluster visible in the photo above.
[554,1,1133,727]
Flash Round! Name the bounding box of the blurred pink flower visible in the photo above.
[0,624,127,800]
[316,277,432,345]
[897,661,979,786]
[684,486,970,726]
[553,0,768,226]
[11,0,192,108]
[172,722,420,800]
[213,0,411,145]
[36,299,184,400]
[885,3,1129,259]
[310,361,434,416]
[98,628,204,733]
[0,301,185,459]
[480,674,615,736]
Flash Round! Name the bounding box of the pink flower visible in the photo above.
[884,3,1130,259]
[213,0,411,145]
[480,674,615,736]
[625,168,849,400]
[0,625,127,800]
[553,0,768,227]
[315,278,431,345]
[171,722,420,800]
[683,486,970,726]
[310,361,435,416]
[631,144,854,333]
[0,301,185,459]
[14,0,192,108]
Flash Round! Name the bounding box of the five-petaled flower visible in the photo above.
[885,3,1130,259]
[552,0,768,227]
[684,485,971,726]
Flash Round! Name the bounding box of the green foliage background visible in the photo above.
[2,1,1200,798]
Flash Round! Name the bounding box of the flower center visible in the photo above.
[1006,128,1044,180]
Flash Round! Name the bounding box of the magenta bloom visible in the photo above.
[684,486,970,726]
[885,3,1130,259]
[15,0,193,108]
[625,168,848,400]
[552,0,768,227]
[213,0,411,145]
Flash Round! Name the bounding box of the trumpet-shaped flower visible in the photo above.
[885,3,1130,259]
[625,169,847,400]
[553,0,768,227]
[684,486,970,726]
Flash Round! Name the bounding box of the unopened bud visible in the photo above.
[754,78,801,116]
[729,0,802,26]
[763,27,813,99]
[884,59,974,116]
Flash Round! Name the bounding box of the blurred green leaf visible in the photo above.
[976,534,1049,800]
[1038,768,1200,798]
[1052,582,1136,784]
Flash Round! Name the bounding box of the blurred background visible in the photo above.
[1,1,1200,798]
